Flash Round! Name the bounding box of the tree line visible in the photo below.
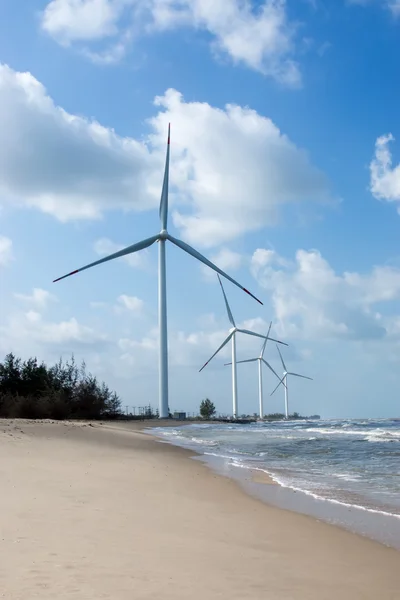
[0,353,121,420]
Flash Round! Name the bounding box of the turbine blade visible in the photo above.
[276,344,287,371]
[159,123,170,230]
[288,372,313,381]
[227,358,257,365]
[270,376,287,397]
[217,274,235,327]
[236,328,266,339]
[167,234,263,305]
[268,336,288,346]
[261,358,281,381]
[237,329,288,346]
[260,322,272,358]
[199,331,234,372]
[53,235,159,282]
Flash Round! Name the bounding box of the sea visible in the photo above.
[151,418,400,549]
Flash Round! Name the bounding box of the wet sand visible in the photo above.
[1,419,399,599]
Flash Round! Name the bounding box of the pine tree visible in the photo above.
[199,398,216,420]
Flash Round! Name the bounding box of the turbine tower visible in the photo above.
[224,323,282,419]
[199,276,287,419]
[53,125,263,419]
[270,345,313,419]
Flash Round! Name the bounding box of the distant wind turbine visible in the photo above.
[271,345,313,419]
[224,323,282,419]
[53,125,263,419]
[199,276,287,418]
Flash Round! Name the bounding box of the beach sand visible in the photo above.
[0,419,399,599]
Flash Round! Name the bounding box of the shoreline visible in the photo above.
[1,419,399,599]
[149,422,400,550]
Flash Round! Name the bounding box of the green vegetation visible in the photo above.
[262,412,320,421]
[0,353,121,420]
[199,398,216,420]
[0,354,319,423]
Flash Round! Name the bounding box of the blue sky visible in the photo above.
[1,0,400,418]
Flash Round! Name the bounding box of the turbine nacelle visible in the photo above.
[270,345,312,400]
[206,308,287,418]
[227,329,283,419]
[199,278,287,378]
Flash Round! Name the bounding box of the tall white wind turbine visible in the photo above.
[224,323,282,419]
[199,276,287,419]
[270,345,313,419]
[53,125,263,419]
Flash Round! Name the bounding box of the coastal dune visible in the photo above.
[0,420,399,599]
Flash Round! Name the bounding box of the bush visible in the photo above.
[0,353,122,420]
[199,398,216,420]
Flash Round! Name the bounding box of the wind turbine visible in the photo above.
[270,345,313,419]
[224,323,282,419]
[199,276,287,419]
[53,125,263,419]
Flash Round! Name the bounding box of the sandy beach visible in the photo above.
[0,420,399,599]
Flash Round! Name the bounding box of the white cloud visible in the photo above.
[0,65,333,247]
[251,247,400,341]
[14,288,57,310]
[389,1,400,16]
[1,311,108,350]
[210,248,243,271]
[151,89,333,247]
[0,63,159,221]
[201,247,244,280]
[0,235,13,266]
[117,314,272,370]
[41,1,300,84]
[93,238,148,268]
[370,134,400,209]
[149,0,300,85]
[41,0,130,44]
[116,294,144,313]
[251,247,289,269]
[1,290,112,382]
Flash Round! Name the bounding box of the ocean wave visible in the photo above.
[151,421,400,523]
[152,428,180,436]
[188,437,218,446]
[305,427,362,435]
[304,427,400,439]
[202,451,400,519]
[333,472,362,482]
[227,462,400,520]
[203,451,239,461]
[267,473,400,520]
[153,429,219,447]
[364,430,400,443]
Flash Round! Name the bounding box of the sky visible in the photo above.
[1,0,400,419]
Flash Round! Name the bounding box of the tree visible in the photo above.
[0,353,121,420]
[199,398,216,420]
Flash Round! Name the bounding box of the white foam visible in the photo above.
[364,430,400,443]
[232,463,400,520]
[333,472,362,482]
[305,427,362,435]
[200,451,400,520]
